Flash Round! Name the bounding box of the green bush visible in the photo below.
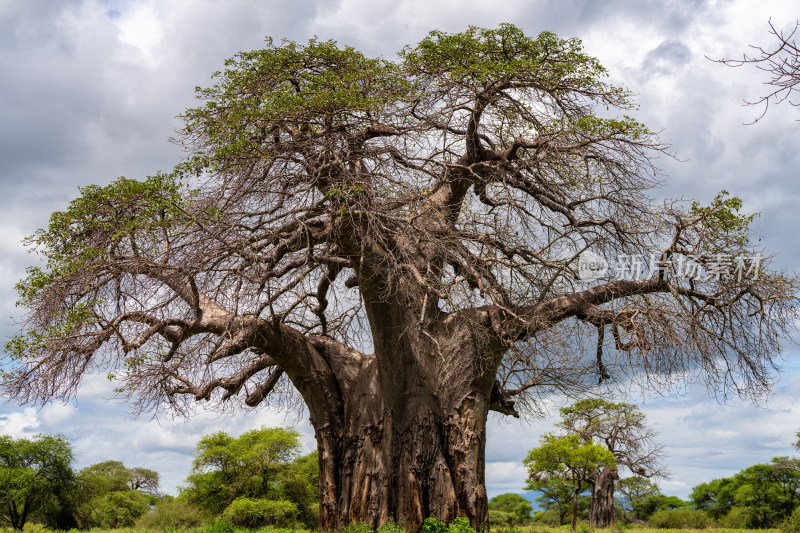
[419,516,476,533]
[534,509,561,526]
[79,489,153,528]
[783,506,800,533]
[489,510,513,527]
[421,517,446,533]
[376,519,406,533]
[342,522,374,533]
[647,508,712,529]
[207,517,235,533]
[222,497,299,528]
[446,517,476,533]
[575,520,593,533]
[720,506,748,528]
[136,496,210,530]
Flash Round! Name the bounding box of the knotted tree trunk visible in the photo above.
[298,294,503,532]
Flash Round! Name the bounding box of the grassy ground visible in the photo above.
[1,526,783,533]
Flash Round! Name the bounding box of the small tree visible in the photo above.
[558,399,666,526]
[487,493,533,525]
[183,426,318,528]
[690,477,738,520]
[130,467,160,495]
[534,478,576,525]
[0,434,75,531]
[617,478,685,523]
[525,434,615,530]
[73,460,160,529]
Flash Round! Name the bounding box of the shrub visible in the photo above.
[647,508,712,529]
[82,489,152,528]
[720,506,747,529]
[207,518,235,533]
[342,522,374,533]
[575,520,593,533]
[222,497,299,528]
[783,506,800,533]
[376,519,406,533]
[489,510,513,527]
[534,510,561,527]
[136,496,210,530]
[446,517,476,533]
[421,517,446,533]
[420,516,477,533]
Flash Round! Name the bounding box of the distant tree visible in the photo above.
[73,460,160,528]
[690,477,738,520]
[617,477,685,523]
[79,460,133,493]
[558,399,667,527]
[690,457,800,528]
[616,477,660,522]
[534,478,576,525]
[718,18,800,122]
[525,434,615,530]
[130,467,160,495]
[136,494,211,531]
[0,434,75,531]
[487,493,533,525]
[183,426,318,528]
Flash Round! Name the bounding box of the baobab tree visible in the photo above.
[559,399,667,527]
[1,24,797,531]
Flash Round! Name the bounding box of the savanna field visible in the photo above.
[0,523,784,533]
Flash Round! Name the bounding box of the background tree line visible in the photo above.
[514,399,800,530]
[0,427,318,531]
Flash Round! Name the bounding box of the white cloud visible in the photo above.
[0,407,40,437]
[112,1,164,68]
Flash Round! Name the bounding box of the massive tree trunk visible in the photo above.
[296,290,502,532]
[313,380,491,531]
[589,466,619,527]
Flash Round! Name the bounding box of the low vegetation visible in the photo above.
[3,425,800,532]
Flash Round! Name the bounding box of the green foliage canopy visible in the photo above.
[487,492,533,526]
[73,459,160,529]
[524,433,615,529]
[182,426,318,528]
[689,456,800,528]
[0,434,75,531]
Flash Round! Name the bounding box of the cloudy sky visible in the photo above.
[1,0,799,502]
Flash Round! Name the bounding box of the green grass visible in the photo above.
[0,525,782,533]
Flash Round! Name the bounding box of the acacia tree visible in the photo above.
[0,435,75,531]
[525,434,614,530]
[129,467,160,495]
[558,399,666,527]
[1,24,798,531]
[183,427,310,518]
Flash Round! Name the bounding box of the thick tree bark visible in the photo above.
[313,383,491,531]
[589,467,619,527]
[296,289,501,532]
